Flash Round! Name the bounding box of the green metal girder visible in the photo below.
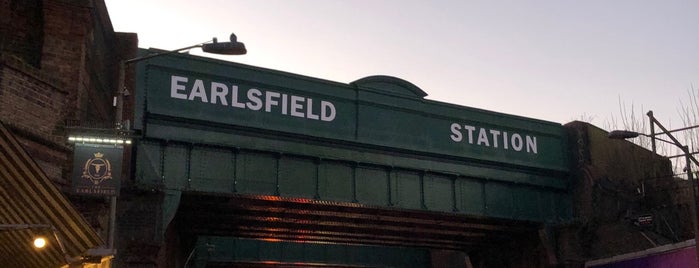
[135,139,571,222]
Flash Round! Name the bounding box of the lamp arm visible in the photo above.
[124,43,205,64]
[115,40,213,128]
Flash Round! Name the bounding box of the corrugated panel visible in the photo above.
[0,121,104,267]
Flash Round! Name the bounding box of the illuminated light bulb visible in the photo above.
[33,237,47,249]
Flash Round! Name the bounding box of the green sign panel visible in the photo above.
[135,51,568,172]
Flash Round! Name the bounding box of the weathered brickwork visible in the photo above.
[0,1,134,261]
[41,0,117,124]
[1,0,123,180]
[557,122,694,267]
[0,57,68,139]
[40,1,88,89]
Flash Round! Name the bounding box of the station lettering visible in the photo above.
[170,75,337,122]
[450,123,538,154]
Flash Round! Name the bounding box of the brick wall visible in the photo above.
[0,0,137,251]
[0,0,127,179]
[40,0,88,92]
[39,0,118,125]
[0,55,71,184]
[0,56,68,138]
[558,121,694,267]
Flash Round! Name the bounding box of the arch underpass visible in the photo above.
[175,194,543,267]
[177,194,538,250]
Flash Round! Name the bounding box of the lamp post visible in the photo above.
[608,112,699,265]
[115,33,247,129]
[109,33,246,257]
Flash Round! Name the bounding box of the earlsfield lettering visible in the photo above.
[170,75,337,122]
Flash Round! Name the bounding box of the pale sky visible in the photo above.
[105,0,698,128]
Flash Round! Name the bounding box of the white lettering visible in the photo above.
[306,98,319,120]
[188,79,208,103]
[170,76,188,99]
[167,76,338,123]
[281,94,289,115]
[489,130,501,148]
[321,101,336,122]
[290,95,304,118]
[246,88,262,110]
[511,134,523,151]
[477,128,490,147]
[230,85,245,108]
[463,125,476,144]
[450,123,462,142]
[265,91,280,112]
[526,136,538,154]
[211,82,228,105]
[448,123,538,155]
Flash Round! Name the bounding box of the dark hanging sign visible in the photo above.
[71,143,122,196]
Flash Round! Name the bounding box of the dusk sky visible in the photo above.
[105,0,698,129]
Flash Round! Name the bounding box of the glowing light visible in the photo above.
[33,237,47,249]
[67,136,132,145]
[260,195,282,201]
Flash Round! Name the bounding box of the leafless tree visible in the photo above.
[678,85,699,154]
[605,90,699,177]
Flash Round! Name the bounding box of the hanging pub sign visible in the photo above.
[71,143,122,196]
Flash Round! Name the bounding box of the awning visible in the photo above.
[0,121,105,267]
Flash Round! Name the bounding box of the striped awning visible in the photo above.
[0,121,104,267]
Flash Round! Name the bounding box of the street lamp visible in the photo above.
[109,32,246,253]
[115,32,247,129]
[608,112,699,265]
[607,130,644,139]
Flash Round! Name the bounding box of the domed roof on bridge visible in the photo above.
[351,75,428,98]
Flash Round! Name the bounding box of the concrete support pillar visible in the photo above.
[114,191,182,267]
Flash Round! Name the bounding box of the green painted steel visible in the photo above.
[135,140,571,222]
[134,49,568,173]
[188,236,431,267]
[132,49,572,223]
